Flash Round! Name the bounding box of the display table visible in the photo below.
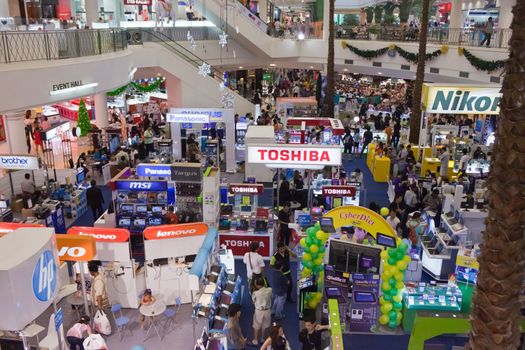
[411,146,432,161]
[421,158,455,178]
[403,284,463,332]
[366,143,376,170]
[371,155,391,182]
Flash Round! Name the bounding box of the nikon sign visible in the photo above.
[423,84,501,115]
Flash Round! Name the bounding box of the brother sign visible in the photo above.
[0,155,40,170]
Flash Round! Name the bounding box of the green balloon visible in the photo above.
[389,310,397,320]
[396,251,405,260]
[399,242,409,251]
[303,246,310,253]
[389,288,398,296]
[388,258,396,265]
[306,236,313,245]
[313,265,323,273]
[388,249,396,257]
[388,320,397,328]
[384,294,392,301]
[389,278,396,286]
[393,302,403,310]
[319,245,326,253]
[303,261,313,269]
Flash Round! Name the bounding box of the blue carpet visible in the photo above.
[68,186,113,228]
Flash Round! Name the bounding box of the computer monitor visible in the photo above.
[320,217,335,233]
[134,218,146,228]
[220,205,233,215]
[120,204,134,214]
[325,287,345,302]
[151,205,163,214]
[376,233,397,248]
[119,217,131,227]
[240,205,252,213]
[136,205,148,214]
[328,240,381,273]
[76,168,85,184]
[353,291,376,303]
[148,217,162,226]
[254,220,267,233]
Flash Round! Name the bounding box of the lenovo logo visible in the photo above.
[156,228,196,238]
[78,231,117,241]
[58,246,87,259]
[143,223,208,240]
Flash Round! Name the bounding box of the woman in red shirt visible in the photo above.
[33,126,43,155]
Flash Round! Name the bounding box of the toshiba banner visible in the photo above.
[247,144,342,168]
[322,186,356,197]
[55,235,96,262]
[143,223,208,240]
[67,227,130,242]
[219,234,270,257]
[228,183,264,195]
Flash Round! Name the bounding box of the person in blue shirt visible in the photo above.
[271,261,288,320]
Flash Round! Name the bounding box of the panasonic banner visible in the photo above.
[136,164,172,177]
[0,154,40,170]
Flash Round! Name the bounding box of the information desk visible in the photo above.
[402,283,463,332]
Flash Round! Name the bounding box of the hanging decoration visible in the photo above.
[394,46,444,63]
[190,37,197,51]
[198,62,212,77]
[299,222,329,310]
[341,41,388,59]
[378,240,410,329]
[107,76,165,97]
[461,48,506,72]
[221,90,235,108]
[219,31,228,48]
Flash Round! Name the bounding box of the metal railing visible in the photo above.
[335,26,512,49]
[0,28,127,64]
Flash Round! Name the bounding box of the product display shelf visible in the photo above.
[194,265,242,334]
[52,187,87,220]
[202,167,221,227]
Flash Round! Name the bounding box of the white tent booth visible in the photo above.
[167,108,236,173]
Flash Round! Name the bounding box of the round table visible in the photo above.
[140,301,167,341]
[67,294,87,319]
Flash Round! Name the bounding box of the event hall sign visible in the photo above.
[247,144,342,168]
[422,84,501,115]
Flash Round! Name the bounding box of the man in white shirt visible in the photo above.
[243,241,265,293]
[404,184,418,212]
[89,264,109,310]
[439,147,450,178]
[386,209,401,233]
[458,148,471,173]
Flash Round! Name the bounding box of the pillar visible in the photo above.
[0,0,9,17]
[449,0,462,28]
[165,74,183,160]
[498,0,516,28]
[85,0,99,28]
[322,0,330,41]
[4,111,29,155]
[94,93,109,129]
[258,0,268,23]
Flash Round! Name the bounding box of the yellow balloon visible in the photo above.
[379,314,389,325]
[379,296,386,305]
[392,295,402,303]
[382,269,392,279]
[395,281,405,290]
[316,230,325,240]
[310,244,319,254]
[302,268,312,276]
[380,250,389,260]
[303,253,312,261]
[388,265,399,275]
[380,302,393,314]
[314,258,323,266]
[308,299,318,309]
[396,261,408,271]
[380,207,389,216]
[300,238,307,247]
[403,255,412,263]
[382,282,391,291]
[394,272,404,281]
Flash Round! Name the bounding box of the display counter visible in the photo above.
[218,214,274,258]
[421,158,455,178]
[402,283,463,332]
[411,146,432,162]
[366,144,390,182]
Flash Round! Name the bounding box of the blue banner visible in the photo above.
[115,180,168,192]
[136,164,172,177]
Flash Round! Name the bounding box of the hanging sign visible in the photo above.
[323,205,396,239]
[45,121,71,140]
[55,235,96,262]
[136,164,172,177]
[171,163,202,182]
[124,0,152,5]
[0,154,40,170]
[219,233,271,257]
[322,186,357,197]
[166,113,210,123]
[247,144,342,168]
[167,108,226,122]
[422,84,501,115]
[143,223,208,240]
[115,180,168,191]
[228,183,264,195]
[67,226,131,243]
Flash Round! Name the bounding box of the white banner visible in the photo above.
[0,155,40,170]
[166,113,210,123]
[247,144,342,168]
[423,85,501,115]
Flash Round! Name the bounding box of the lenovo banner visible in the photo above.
[143,222,208,240]
[219,233,270,257]
[228,183,264,195]
[247,145,342,168]
[67,227,130,242]
[322,186,357,197]
[55,235,96,262]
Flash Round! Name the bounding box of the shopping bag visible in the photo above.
[83,334,108,350]
[94,310,112,335]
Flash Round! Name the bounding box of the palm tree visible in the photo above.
[408,0,430,144]
[324,0,335,118]
[466,2,525,349]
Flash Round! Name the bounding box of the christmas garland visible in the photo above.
[341,41,388,59]
[460,48,506,72]
[394,46,444,63]
[107,77,165,97]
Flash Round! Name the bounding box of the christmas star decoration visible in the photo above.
[198,62,211,77]
[190,37,197,51]
[187,30,192,40]
[219,32,228,48]
[221,90,235,108]
[219,82,226,91]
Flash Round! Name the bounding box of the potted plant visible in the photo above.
[368,24,381,40]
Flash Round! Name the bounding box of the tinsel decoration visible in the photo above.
[107,77,165,97]
[219,32,228,48]
[462,48,506,72]
[198,62,212,77]
[394,46,443,63]
[342,42,389,60]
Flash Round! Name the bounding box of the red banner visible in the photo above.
[143,223,208,240]
[67,226,130,243]
[219,234,271,257]
[0,222,44,234]
[228,183,264,195]
[322,186,357,197]
[124,0,152,5]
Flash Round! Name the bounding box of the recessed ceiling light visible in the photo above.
[309,66,314,69]
[239,66,243,69]
[377,72,383,75]
[270,63,276,67]
[343,68,348,72]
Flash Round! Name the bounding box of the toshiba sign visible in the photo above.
[247,145,342,168]
[143,223,208,240]
[322,186,357,197]
[67,227,130,242]
[228,183,264,195]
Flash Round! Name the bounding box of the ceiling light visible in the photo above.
[239,66,243,69]
[309,66,314,69]
[377,72,383,75]
[343,68,348,72]
[297,32,305,40]
[353,116,360,122]
[270,63,276,67]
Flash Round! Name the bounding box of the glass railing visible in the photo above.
[335,26,512,49]
[0,28,127,63]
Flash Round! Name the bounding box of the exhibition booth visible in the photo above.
[276,97,318,122]
[280,117,345,145]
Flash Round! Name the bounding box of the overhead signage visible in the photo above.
[124,0,152,4]
[247,144,342,168]
[55,234,96,262]
[0,154,40,170]
[323,205,397,240]
[136,164,172,177]
[45,121,70,140]
[0,222,43,234]
[168,108,227,122]
[322,186,357,197]
[51,80,84,92]
[228,183,264,195]
[219,233,270,257]
[115,180,168,192]
[166,113,210,123]
[49,81,98,96]
[171,163,202,182]
[32,250,57,302]
[422,84,501,115]
[143,223,208,240]
[67,226,131,243]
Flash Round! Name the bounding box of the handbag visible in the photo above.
[93,310,112,336]
[83,334,108,350]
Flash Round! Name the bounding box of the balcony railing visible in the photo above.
[335,26,512,49]
[0,29,127,64]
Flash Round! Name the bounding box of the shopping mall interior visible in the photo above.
[0,0,523,349]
